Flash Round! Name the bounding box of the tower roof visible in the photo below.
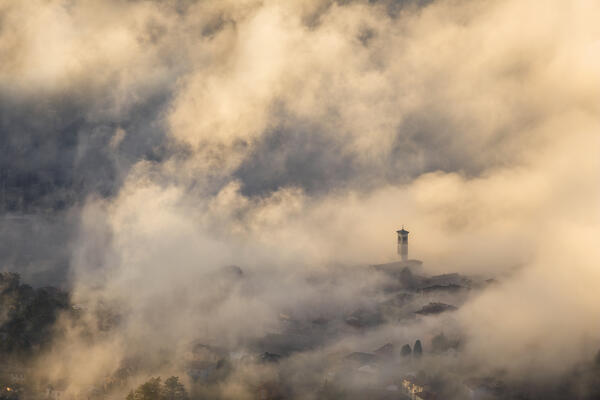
[396,228,409,234]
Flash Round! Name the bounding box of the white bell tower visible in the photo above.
[396,227,409,262]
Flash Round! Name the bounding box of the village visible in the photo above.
[0,228,497,400]
[2,229,597,399]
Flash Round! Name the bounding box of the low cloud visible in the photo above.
[1,0,599,397]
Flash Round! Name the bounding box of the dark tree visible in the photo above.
[414,340,423,357]
[0,272,71,356]
[125,376,188,400]
[127,377,162,400]
[401,344,412,357]
[163,376,188,400]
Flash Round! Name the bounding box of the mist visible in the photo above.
[1,0,599,398]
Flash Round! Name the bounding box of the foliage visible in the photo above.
[400,344,412,357]
[0,272,70,355]
[413,339,423,356]
[126,376,188,400]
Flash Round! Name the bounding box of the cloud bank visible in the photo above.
[1,0,599,396]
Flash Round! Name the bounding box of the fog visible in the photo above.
[1,0,599,398]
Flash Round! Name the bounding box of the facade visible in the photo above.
[402,375,437,400]
[402,376,424,399]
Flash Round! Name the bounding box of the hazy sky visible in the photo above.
[1,0,599,396]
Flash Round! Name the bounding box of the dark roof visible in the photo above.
[414,302,457,315]
[396,228,409,234]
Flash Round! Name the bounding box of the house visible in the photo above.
[402,375,425,397]
[402,375,437,400]
[1,385,20,398]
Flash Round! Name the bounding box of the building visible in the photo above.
[371,228,422,275]
[402,375,424,399]
[397,227,409,262]
[402,375,437,400]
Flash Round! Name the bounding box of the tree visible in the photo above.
[400,344,412,357]
[0,272,70,356]
[413,340,423,357]
[132,377,162,400]
[125,376,188,400]
[163,376,188,400]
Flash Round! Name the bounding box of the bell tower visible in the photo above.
[397,227,409,262]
